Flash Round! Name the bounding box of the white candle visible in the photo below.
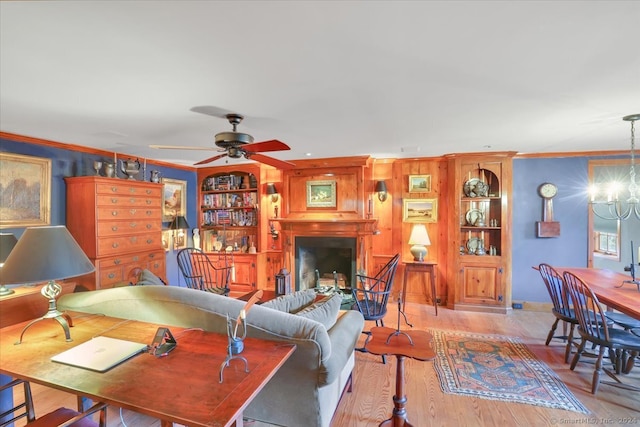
[114,152,117,165]
[368,197,373,215]
[240,309,246,320]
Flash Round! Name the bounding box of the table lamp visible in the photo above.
[408,224,431,262]
[169,215,190,250]
[0,233,18,296]
[0,226,95,343]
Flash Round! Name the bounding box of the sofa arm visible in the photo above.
[318,310,364,386]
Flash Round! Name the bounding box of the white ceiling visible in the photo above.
[1,1,639,167]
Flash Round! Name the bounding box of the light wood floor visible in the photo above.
[13,303,640,426]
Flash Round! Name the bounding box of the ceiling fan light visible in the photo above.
[215,131,254,146]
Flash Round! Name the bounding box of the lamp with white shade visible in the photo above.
[408,224,431,262]
[0,226,95,343]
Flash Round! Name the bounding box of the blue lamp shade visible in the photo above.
[0,226,95,286]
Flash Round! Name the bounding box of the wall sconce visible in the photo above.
[169,215,190,250]
[408,224,431,262]
[266,183,279,203]
[375,180,388,202]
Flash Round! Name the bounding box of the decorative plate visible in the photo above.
[465,209,485,226]
[463,178,489,197]
[466,237,479,254]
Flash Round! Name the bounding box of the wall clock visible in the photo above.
[536,182,560,238]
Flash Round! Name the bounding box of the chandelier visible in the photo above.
[589,114,640,221]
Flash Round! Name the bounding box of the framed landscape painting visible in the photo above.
[162,178,186,222]
[0,152,51,227]
[408,175,431,193]
[306,180,336,208]
[403,198,438,223]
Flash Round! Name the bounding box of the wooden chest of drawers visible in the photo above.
[65,176,166,289]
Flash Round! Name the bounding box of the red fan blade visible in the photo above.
[194,153,228,166]
[247,153,296,170]
[242,140,290,153]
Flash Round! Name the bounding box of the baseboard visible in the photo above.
[512,301,553,312]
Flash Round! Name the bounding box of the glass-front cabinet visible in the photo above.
[446,152,515,313]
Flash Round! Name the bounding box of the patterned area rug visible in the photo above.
[430,329,589,414]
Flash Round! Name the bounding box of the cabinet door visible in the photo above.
[265,253,283,291]
[230,256,256,293]
[459,264,504,306]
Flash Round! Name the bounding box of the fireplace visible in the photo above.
[295,236,357,291]
[273,218,377,292]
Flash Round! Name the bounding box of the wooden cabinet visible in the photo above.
[65,177,165,290]
[199,169,260,252]
[197,164,276,293]
[446,153,514,313]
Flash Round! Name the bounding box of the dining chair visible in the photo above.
[538,263,580,363]
[0,379,107,427]
[563,271,640,394]
[176,247,232,295]
[352,254,400,364]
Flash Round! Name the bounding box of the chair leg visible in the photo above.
[570,340,586,370]
[546,318,560,346]
[592,346,606,394]
[564,323,575,363]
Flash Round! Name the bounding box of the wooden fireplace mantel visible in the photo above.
[272,217,378,289]
[272,218,378,234]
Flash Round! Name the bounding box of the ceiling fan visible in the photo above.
[152,109,296,170]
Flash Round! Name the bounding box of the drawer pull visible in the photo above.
[146,224,152,229]
[149,253,155,258]
[111,186,118,192]
[129,209,137,215]
[108,273,116,279]
[146,211,152,216]
[146,189,152,194]
[133,256,139,262]
[153,263,159,268]
[130,222,137,228]
[114,259,121,265]
[146,239,153,244]
[130,198,136,204]
[130,237,138,244]
[146,200,152,205]
[129,188,135,193]
[111,198,118,204]
[111,211,118,216]
[111,226,118,231]
[112,243,119,248]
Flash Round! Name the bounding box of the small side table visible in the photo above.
[365,326,435,427]
[402,261,438,315]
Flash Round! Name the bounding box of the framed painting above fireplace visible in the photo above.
[306,180,336,208]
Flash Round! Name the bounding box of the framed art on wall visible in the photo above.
[408,175,431,193]
[162,230,172,252]
[0,152,51,227]
[162,178,186,222]
[306,180,336,208]
[403,198,438,223]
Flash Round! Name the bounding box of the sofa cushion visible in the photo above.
[295,293,342,330]
[136,269,166,286]
[262,289,317,313]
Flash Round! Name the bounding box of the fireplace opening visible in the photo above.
[295,236,357,291]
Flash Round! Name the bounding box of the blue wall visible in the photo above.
[512,157,590,302]
[0,137,197,285]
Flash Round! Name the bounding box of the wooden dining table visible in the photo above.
[559,267,640,320]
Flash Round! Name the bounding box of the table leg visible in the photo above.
[429,267,438,316]
[379,355,413,427]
